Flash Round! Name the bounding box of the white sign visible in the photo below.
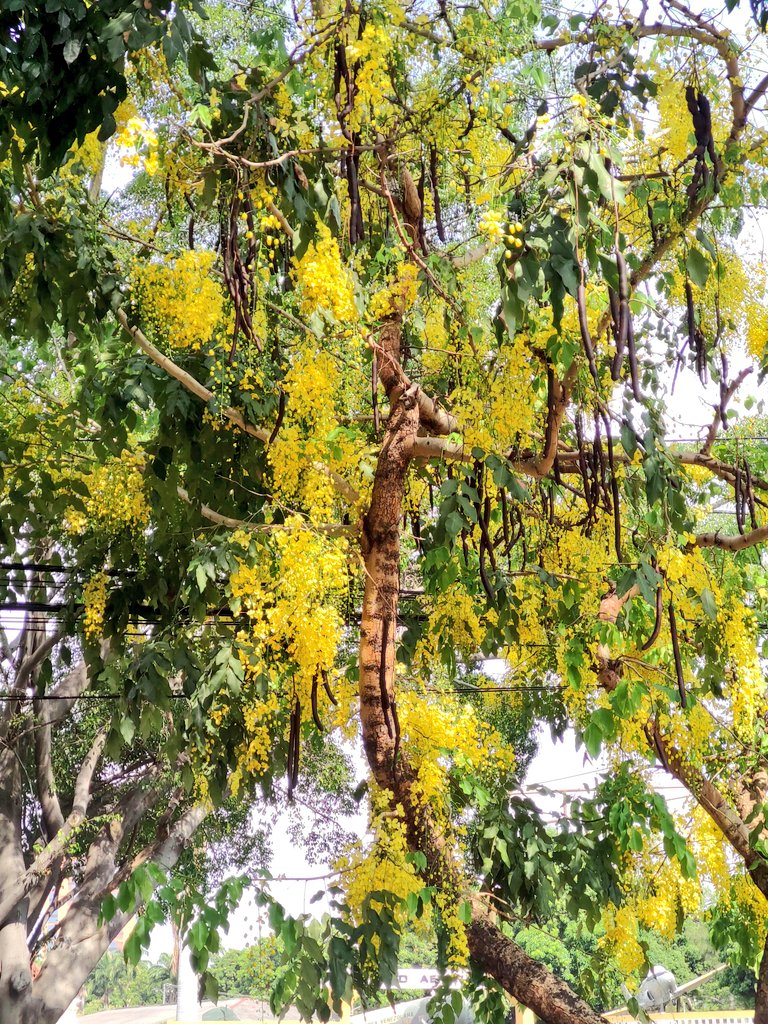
[391,970,443,989]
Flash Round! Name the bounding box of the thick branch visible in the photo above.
[0,727,107,931]
[30,800,208,1024]
[117,308,359,505]
[694,524,768,552]
[374,319,458,436]
[700,367,753,455]
[175,483,356,536]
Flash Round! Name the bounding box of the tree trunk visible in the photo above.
[357,327,608,1024]
[756,930,768,1024]
[0,750,36,1024]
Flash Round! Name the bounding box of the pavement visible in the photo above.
[70,997,304,1023]
[72,1003,232,1024]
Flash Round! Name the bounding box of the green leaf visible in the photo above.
[123,929,143,966]
[62,37,82,64]
[444,510,464,538]
[700,587,718,619]
[195,564,208,593]
[119,717,136,745]
[686,247,710,288]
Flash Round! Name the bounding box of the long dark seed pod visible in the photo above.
[268,390,286,445]
[347,145,364,245]
[684,277,696,357]
[371,350,379,434]
[734,466,745,534]
[500,487,511,552]
[590,439,600,517]
[640,585,663,652]
[461,528,470,567]
[646,721,670,772]
[322,671,338,706]
[311,672,323,732]
[608,286,620,344]
[481,496,497,569]
[411,514,422,552]
[575,412,591,508]
[745,462,758,529]
[603,414,622,562]
[626,313,641,401]
[612,251,630,383]
[594,415,608,506]
[519,509,528,567]
[577,282,600,385]
[287,698,301,798]
[430,144,446,243]
[479,542,494,602]
[417,159,427,253]
[379,616,393,738]
[188,215,195,250]
[668,603,687,709]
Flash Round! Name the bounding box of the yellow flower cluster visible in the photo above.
[722,601,764,734]
[414,583,485,671]
[345,25,393,132]
[65,453,150,538]
[433,890,470,969]
[600,904,646,977]
[293,224,358,323]
[228,522,351,730]
[690,807,732,899]
[477,208,505,241]
[634,860,700,939]
[235,690,281,787]
[335,792,422,923]
[83,572,109,641]
[732,873,768,940]
[368,263,420,321]
[268,344,343,519]
[395,691,515,814]
[451,336,538,452]
[132,250,224,350]
[115,114,159,176]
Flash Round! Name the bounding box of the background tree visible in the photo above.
[4,2,768,1024]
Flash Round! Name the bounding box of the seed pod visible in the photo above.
[391,699,401,777]
[500,487,511,552]
[640,585,663,652]
[268,390,286,445]
[577,282,600,385]
[604,417,622,562]
[430,145,446,243]
[479,542,494,602]
[311,672,323,732]
[287,698,301,799]
[668,603,687,709]
[322,671,338,707]
[734,466,745,535]
[745,462,757,529]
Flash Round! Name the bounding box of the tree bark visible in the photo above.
[756,930,768,1024]
[0,750,34,1024]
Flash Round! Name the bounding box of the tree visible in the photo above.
[82,953,171,1013]
[4,1,768,1023]
[210,938,284,999]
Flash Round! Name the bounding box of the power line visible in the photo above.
[0,692,189,702]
